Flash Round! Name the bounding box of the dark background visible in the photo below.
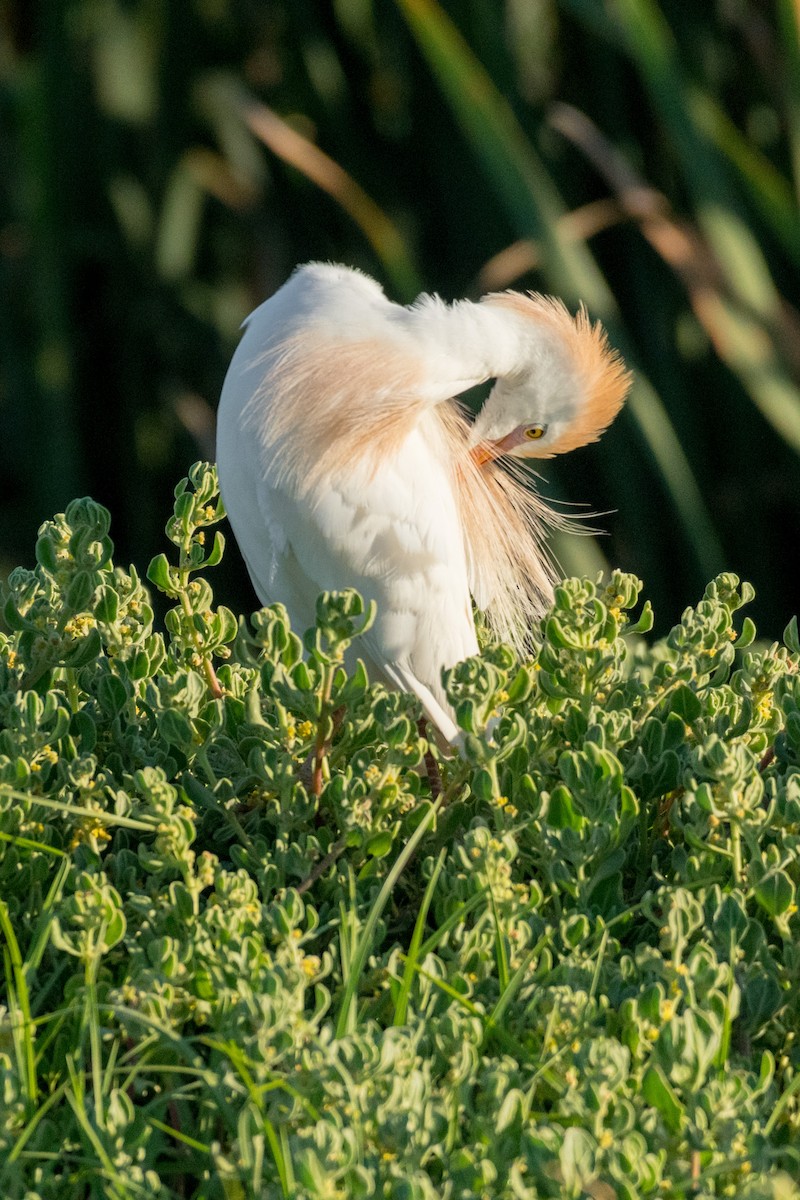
[1,0,798,637]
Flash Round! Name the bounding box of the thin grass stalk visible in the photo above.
[237,89,421,301]
[392,847,447,1026]
[0,901,37,1112]
[778,0,800,208]
[550,103,800,454]
[335,796,441,1038]
[609,0,786,327]
[394,0,725,577]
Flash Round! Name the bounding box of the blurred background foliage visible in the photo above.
[1,0,798,635]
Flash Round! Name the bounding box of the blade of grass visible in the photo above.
[245,97,420,300]
[149,1116,211,1154]
[399,956,563,1090]
[64,1083,145,1200]
[200,1038,296,1197]
[25,856,71,974]
[488,888,510,993]
[18,32,83,518]
[200,1037,322,1123]
[0,828,67,857]
[84,951,106,1128]
[417,886,489,959]
[763,1066,800,1136]
[203,76,421,301]
[689,88,800,264]
[0,787,159,831]
[395,0,605,303]
[110,1003,234,1136]
[570,0,800,467]
[335,797,441,1038]
[1,1077,69,1172]
[606,0,785,325]
[481,934,553,1051]
[394,0,725,578]
[587,925,609,1004]
[551,103,800,455]
[264,1117,293,1198]
[475,200,628,291]
[393,846,447,1026]
[396,957,485,1018]
[778,0,800,207]
[0,900,37,1111]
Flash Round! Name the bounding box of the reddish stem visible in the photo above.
[418,719,442,800]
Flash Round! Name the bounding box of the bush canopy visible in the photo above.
[1,463,800,1198]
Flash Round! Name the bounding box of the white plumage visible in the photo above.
[216,263,629,743]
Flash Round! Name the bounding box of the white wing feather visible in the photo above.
[218,375,476,740]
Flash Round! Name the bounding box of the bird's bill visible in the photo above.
[470,431,517,467]
[470,442,496,467]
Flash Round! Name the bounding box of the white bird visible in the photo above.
[216,263,630,743]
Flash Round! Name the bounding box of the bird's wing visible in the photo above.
[242,496,462,740]
[244,428,476,740]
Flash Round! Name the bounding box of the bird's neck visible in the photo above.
[394,295,546,403]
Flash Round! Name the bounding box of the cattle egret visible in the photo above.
[216,263,630,743]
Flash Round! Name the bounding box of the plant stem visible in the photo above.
[311,664,335,798]
[731,822,742,884]
[178,588,222,699]
[297,837,348,895]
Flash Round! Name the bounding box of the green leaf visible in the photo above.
[96,673,129,717]
[472,767,495,802]
[63,627,102,668]
[642,1063,684,1133]
[506,665,534,705]
[784,615,800,655]
[547,784,584,830]
[34,535,60,575]
[159,707,195,747]
[129,648,152,680]
[545,615,579,650]
[737,616,757,649]
[214,606,239,644]
[94,585,119,624]
[668,683,702,722]
[742,972,784,1034]
[205,531,226,567]
[66,570,95,613]
[559,1127,596,1193]
[364,831,394,858]
[147,553,176,595]
[629,600,655,634]
[71,708,97,752]
[755,870,795,917]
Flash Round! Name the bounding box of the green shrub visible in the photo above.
[1,462,800,1199]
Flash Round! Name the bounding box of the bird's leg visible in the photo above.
[418,719,443,800]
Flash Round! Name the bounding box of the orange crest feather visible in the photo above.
[486,292,631,455]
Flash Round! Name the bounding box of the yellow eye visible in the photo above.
[524,424,547,440]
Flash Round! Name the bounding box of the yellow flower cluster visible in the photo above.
[63,613,96,639]
[69,823,112,851]
[495,795,519,818]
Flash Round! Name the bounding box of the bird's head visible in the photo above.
[469,292,631,465]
